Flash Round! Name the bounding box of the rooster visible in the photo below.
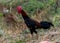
[16,6,54,39]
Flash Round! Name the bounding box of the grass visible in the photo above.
[15,40,26,43]
[0,12,60,43]
[0,13,3,17]
[0,0,60,42]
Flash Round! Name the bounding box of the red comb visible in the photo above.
[17,6,22,14]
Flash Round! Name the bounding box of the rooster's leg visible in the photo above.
[30,31,34,40]
[29,29,34,43]
[34,30,38,40]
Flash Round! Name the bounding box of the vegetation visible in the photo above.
[0,0,60,43]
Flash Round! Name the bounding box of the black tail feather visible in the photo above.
[49,23,54,27]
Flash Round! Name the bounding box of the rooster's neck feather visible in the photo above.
[21,10,30,19]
